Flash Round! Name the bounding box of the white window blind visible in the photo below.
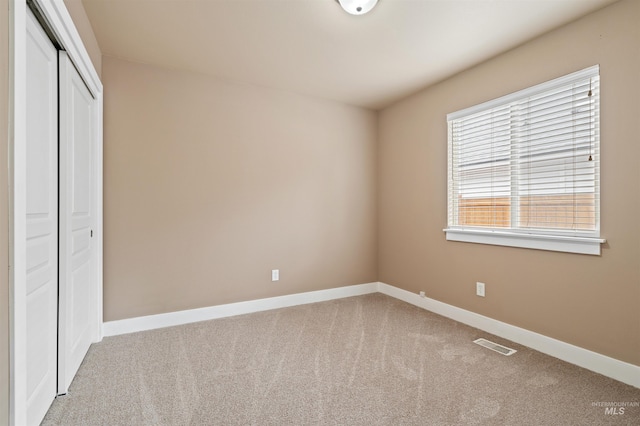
[445,66,604,255]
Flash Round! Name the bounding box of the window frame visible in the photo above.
[444,66,605,255]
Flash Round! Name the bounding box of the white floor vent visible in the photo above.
[473,338,517,356]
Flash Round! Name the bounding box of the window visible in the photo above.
[445,66,605,255]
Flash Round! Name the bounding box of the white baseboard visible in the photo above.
[103,282,379,337]
[377,282,640,389]
[102,280,639,388]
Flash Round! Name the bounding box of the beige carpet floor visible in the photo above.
[43,293,639,425]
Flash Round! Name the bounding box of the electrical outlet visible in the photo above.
[271,269,279,281]
[476,282,485,297]
[419,291,426,298]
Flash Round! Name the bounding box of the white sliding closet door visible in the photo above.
[58,51,97,394]
[12,2,103,423]
[25,9,59,425]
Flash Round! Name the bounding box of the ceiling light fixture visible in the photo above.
[336,0,379,16]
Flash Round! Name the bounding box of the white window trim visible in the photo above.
[444,228,605,255]
[445,66,604,256]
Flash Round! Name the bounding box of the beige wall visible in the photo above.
[64,0,101,77]
[103,56,378,321]
[0,0,9,422]
[378,0,640,366]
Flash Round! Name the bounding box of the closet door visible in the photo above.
[58,51,97,394]
[25,8,58,425]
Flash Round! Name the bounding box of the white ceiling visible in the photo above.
[81,0,618,109]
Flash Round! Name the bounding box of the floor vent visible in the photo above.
[473,338,517,356]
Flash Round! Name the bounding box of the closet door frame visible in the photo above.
[8,1,103,424]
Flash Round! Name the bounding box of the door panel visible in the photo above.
[25,8,58,425]
[58,51,97,394]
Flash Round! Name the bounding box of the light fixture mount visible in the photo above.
[336,0,379,16]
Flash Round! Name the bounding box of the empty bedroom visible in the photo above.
[1,0,639,425]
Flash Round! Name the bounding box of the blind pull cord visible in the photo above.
[588,78,593,162]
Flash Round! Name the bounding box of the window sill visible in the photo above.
[443,228,605,255]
